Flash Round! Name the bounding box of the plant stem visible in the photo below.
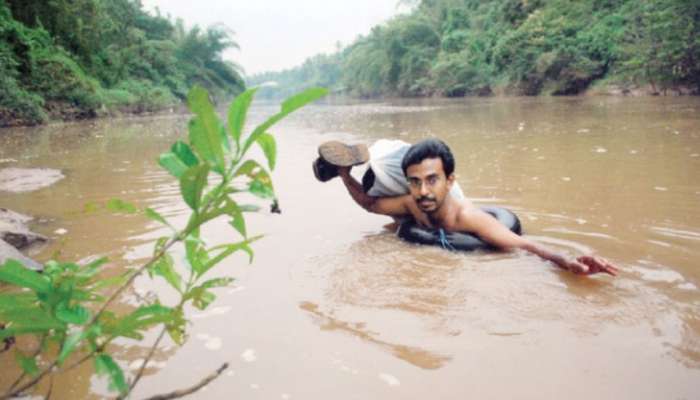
[126,327,167,394]
[138,363,229,400]
[4,157,236,400]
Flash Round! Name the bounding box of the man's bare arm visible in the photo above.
[458,209,619,276]
[337,167,377,211]
[337,167,433,226]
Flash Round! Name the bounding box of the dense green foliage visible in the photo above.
[250,0,700,98]
[0,0,245,126]
[0,86,327,398]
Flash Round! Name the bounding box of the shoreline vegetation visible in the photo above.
[2,1,699,128]
[249,0,700,100]
[0,0,244,128]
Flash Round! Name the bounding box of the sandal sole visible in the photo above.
[318,141,369,167]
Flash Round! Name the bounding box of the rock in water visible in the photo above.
[0,208,47,250]
[0,167,64,193]
[0,240,42,271]
[0,209,46,271]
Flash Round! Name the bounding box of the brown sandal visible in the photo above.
[318,141,369,167]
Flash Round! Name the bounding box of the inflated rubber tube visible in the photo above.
[397,207,522,251]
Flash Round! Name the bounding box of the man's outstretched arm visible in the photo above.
[458,208,619,276]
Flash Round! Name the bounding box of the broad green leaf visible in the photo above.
[199,197,246,235]
[280,87,329,114]
[187,287,216,310]
[0,325,54,340]
[15,351,39,377]
[55,303,90,325]
[144,207,174,230]
[198,277,235,290]
[219,124,231,153]
[185,234,206,274]
[228,88,258,146]
[0,306,65,339]
[165,309,186,345]
[234,160,272,184]
[95,354,127,395]
[198,236,261,277]
[249,179,275,199]
[151,253,182,293]
[242,87,327,154]
[230,213,246,238]
[112,305,174,339]
[158,152,188,178]
[58,330,86,365]
[256,132,277,170]
[106,199,137,214]
[171,140,199,167]
[145,210,176,235]
[234,160,274,198]
[187,86,225,174]
[0,292,36,311]
[179,164,209,210]
[0,259,50,293]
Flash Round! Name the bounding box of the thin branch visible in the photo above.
[44,375,54,400]
[3,166,234,399]
[127,328,168,392]
[8,334,46,392]
[1,239,179,400]
[138,363,229,400]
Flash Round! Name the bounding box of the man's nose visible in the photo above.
[419,182,430,196]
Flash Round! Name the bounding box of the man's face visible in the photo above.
[405,157,454,214]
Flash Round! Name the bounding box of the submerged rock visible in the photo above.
[0,239,42,271]
[0,167,64,193]
[0,208,47,250]
[0,208,46,271]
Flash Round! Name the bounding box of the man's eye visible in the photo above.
[428,176,438,185]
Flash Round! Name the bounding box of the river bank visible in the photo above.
[4,84,698,129]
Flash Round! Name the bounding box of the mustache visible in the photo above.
[417,196,436,203]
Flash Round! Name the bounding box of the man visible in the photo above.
[318,138,618,276]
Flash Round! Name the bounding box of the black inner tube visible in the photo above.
[397,207,522,251]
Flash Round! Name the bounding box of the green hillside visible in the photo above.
[0,0,244,126]
[250,0,700,98]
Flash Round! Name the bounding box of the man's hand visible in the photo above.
[406,200,433,228]
[565,255,619,276]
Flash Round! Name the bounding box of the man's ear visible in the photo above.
[446,173,455,187]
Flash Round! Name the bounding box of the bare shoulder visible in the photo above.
[455,199,491,232]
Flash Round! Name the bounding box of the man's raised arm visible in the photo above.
[337,167,431,226]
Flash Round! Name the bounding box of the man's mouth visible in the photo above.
[418,198,436,208]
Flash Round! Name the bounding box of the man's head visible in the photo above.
[401,139,455,214]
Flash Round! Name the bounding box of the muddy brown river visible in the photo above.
[1,97,699,399]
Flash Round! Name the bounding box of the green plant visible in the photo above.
[0,85,327,399]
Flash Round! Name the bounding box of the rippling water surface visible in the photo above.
[1,96,699,399]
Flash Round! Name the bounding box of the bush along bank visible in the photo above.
[250,0,700,99]
[0,0,245,127]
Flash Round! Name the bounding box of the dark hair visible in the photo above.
[401,138,455,177]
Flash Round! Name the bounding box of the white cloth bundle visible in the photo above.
[362,139,465,199]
